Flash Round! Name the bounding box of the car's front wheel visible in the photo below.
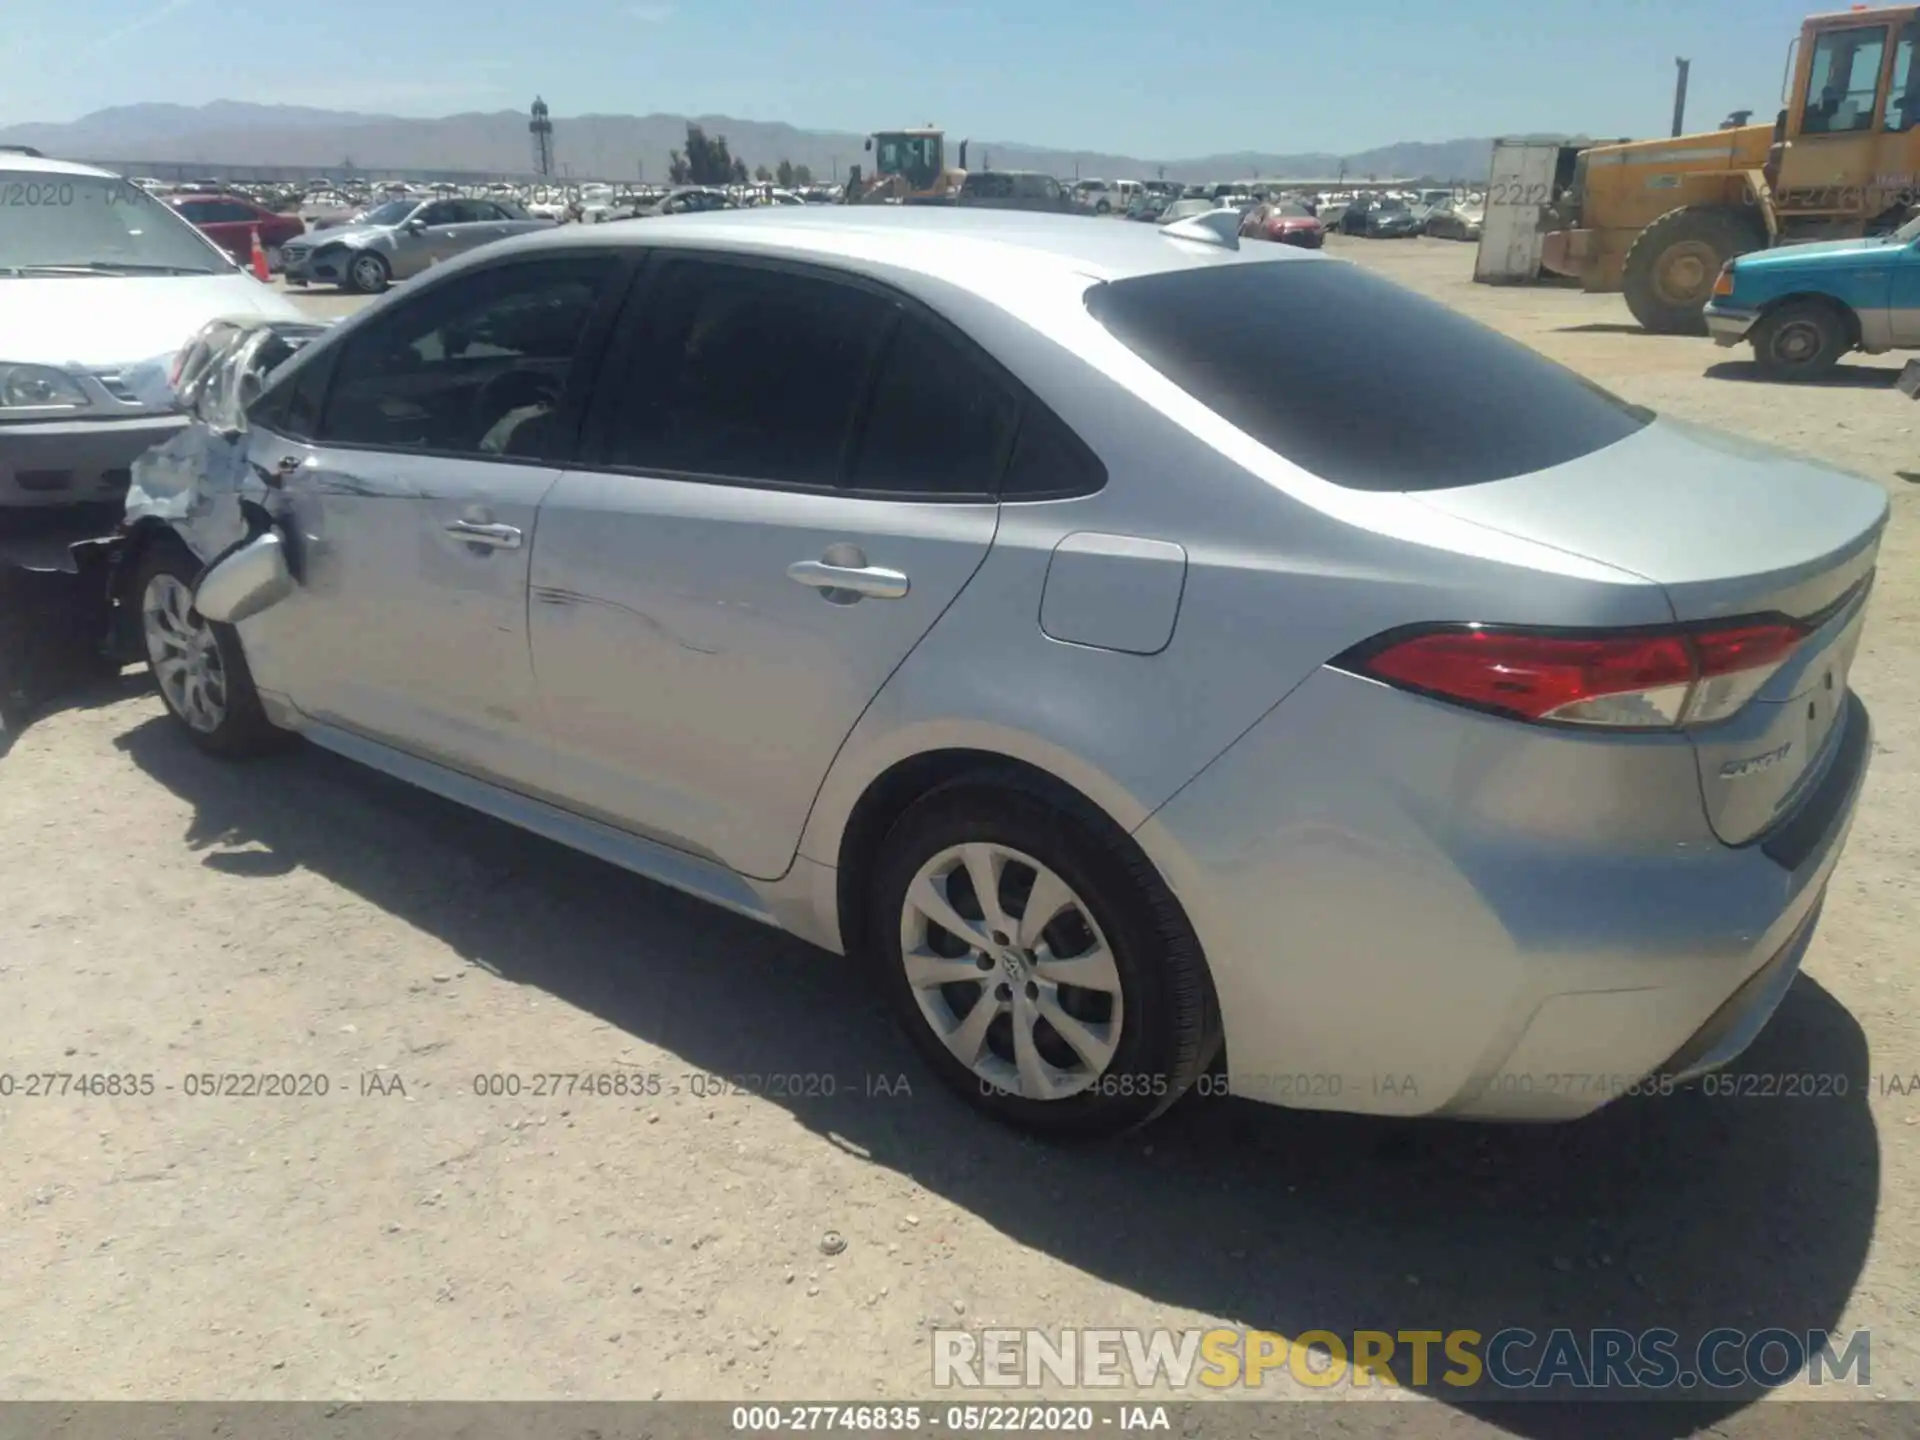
[136,543,285,757]
[1751,299,1850,381]
[345,250,391,294]
[870,780,1218,1137]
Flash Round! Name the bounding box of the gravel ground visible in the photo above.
[2,237,1917,1434]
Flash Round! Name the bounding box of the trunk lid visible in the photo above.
[1416,417,1887,846]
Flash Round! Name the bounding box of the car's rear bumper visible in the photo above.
[1134,668,1871,1121]
[0,415,187,509]
[1705,303,1762,346]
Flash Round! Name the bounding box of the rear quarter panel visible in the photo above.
[797,269,1678,874]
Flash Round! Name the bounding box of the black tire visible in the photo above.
[1751,299,1850,381]
[343,250,390,295]
[1622,205,1764,335]
[132,540,286,758]
[868,779,1220,1138]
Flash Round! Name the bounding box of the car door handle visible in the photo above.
[787,558,909,601]
[446,520,523,550]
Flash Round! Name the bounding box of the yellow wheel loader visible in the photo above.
[842,126,968,205]
[1543,5,1920,332]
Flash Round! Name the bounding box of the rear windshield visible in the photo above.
[1084,260,1652,491]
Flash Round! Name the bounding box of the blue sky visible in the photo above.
[4,0,1836,157]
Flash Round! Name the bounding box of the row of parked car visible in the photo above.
[1120,188,1484,242]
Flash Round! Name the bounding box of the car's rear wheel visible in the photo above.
[345,251,391,295]
[136,543,284,758]
[869,781,1218,1138]
[1751,299,1850,381]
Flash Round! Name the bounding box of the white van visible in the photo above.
[1076,178,1144,213]
[0,153,303,509]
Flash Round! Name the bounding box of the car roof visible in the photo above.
[500,205,1316,289]
[0,152,115,178]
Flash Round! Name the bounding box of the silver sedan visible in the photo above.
[124,208,1882,1137]
[280,196,553,294]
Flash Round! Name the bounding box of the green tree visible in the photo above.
[730,156,749,184]
[792,163,812,186]
[775,159,795,189]
[671,124,744,185]
[754,164,773,183]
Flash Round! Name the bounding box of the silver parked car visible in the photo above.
[281,196,553,294]
[123,208,1881,1137]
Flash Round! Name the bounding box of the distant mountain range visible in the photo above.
[0,102,1501,184]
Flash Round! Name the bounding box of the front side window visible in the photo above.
[1,171,229,274]
[1085,260,1651,492]
[1803,24,1889,135]
[319,254,621,459]
[602,259,891,486]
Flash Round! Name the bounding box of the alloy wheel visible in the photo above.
[351,254,386,291]
[898,842,1123,1100]
[142,574,227,733]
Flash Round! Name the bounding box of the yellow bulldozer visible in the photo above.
[842,126,968,204]
[1543,4,1920,332]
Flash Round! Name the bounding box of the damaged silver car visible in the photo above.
[114,315,328,746]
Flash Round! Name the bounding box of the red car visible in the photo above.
[167,193,305,266]
[1240,200,1324,249]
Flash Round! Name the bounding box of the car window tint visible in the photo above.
[174,201,213,222]
[1000,402,1106,498]
[847,315,1017,497]
[606,259,890,486]
[1084,260,1651,491]
[319,255,620,460]
[418,201,457,225]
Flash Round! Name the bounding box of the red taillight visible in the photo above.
[1345,620,1808,728]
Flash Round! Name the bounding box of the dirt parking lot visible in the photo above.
[3,235,1918,1430]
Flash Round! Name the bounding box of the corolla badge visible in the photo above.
[1720,741,1793,780]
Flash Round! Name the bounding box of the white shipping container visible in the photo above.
[1475,138,1563,284]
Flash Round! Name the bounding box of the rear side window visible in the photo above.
[607,258,891,486]
[847,315,1018,497]
[1084,261,1651,490]
[1000,405,1106,499]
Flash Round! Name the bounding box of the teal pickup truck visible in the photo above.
[1705,215,1920,381]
